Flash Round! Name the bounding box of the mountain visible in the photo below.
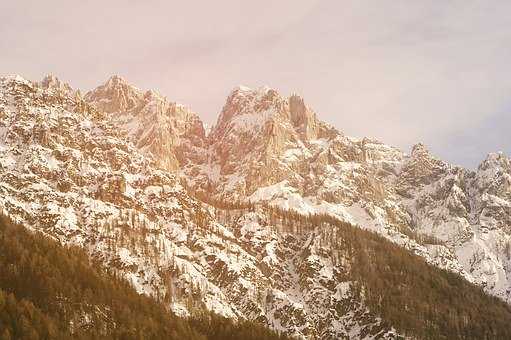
[0,74,510,339]
[185,85,511,304]
[0,75,395,338]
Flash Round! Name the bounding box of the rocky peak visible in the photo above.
[397,143,450,191]
[1,75,35,95]
[478,152,510,172]
[143,89,160,100]
[212,85,284,133]
[289,93,320,140]
[211,86,334,144]
[410,143,431,158]
[39,74,73,94]
[408,143,447,171]
[474,152,511,200]
[1,74,31,84]
[85,75,143,113]
[288,94,306,123]
[104,74,129,87]
[84,77,206,172]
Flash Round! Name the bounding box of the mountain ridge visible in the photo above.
[1,73,510,339]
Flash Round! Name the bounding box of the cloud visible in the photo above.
[0,0,509,167]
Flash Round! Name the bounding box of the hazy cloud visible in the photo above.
[1,0,509,167]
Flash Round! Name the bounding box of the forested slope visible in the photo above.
[202,198,511,340]
[0,216,288,340]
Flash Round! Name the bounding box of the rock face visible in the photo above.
[38,74,75,94]
[192,86,337,197]
[1,75,510,339]
[396,146,511,298]
[85,76,206,171]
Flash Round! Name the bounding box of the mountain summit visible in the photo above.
[85,75,142,113]
[85,76,206,171]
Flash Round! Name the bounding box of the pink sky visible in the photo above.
[1,0,510,167]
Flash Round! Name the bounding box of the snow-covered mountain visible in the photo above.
[181,85,511,303]
[0,75,403,339]
[1,74,510,338]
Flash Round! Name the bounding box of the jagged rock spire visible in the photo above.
[84,75,142,113]
[478,152,510,171]
[40,74,72,90]
[84,75,206,172]
[410,143,431,158]
[289,93,320,140]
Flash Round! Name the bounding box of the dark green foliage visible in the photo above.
[347,229,511,340]
[0,216,201,339]
[0,216,287,340]
[188,311,289,340]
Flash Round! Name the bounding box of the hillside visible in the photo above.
[0,215,288,340]
[193,199,511,339]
